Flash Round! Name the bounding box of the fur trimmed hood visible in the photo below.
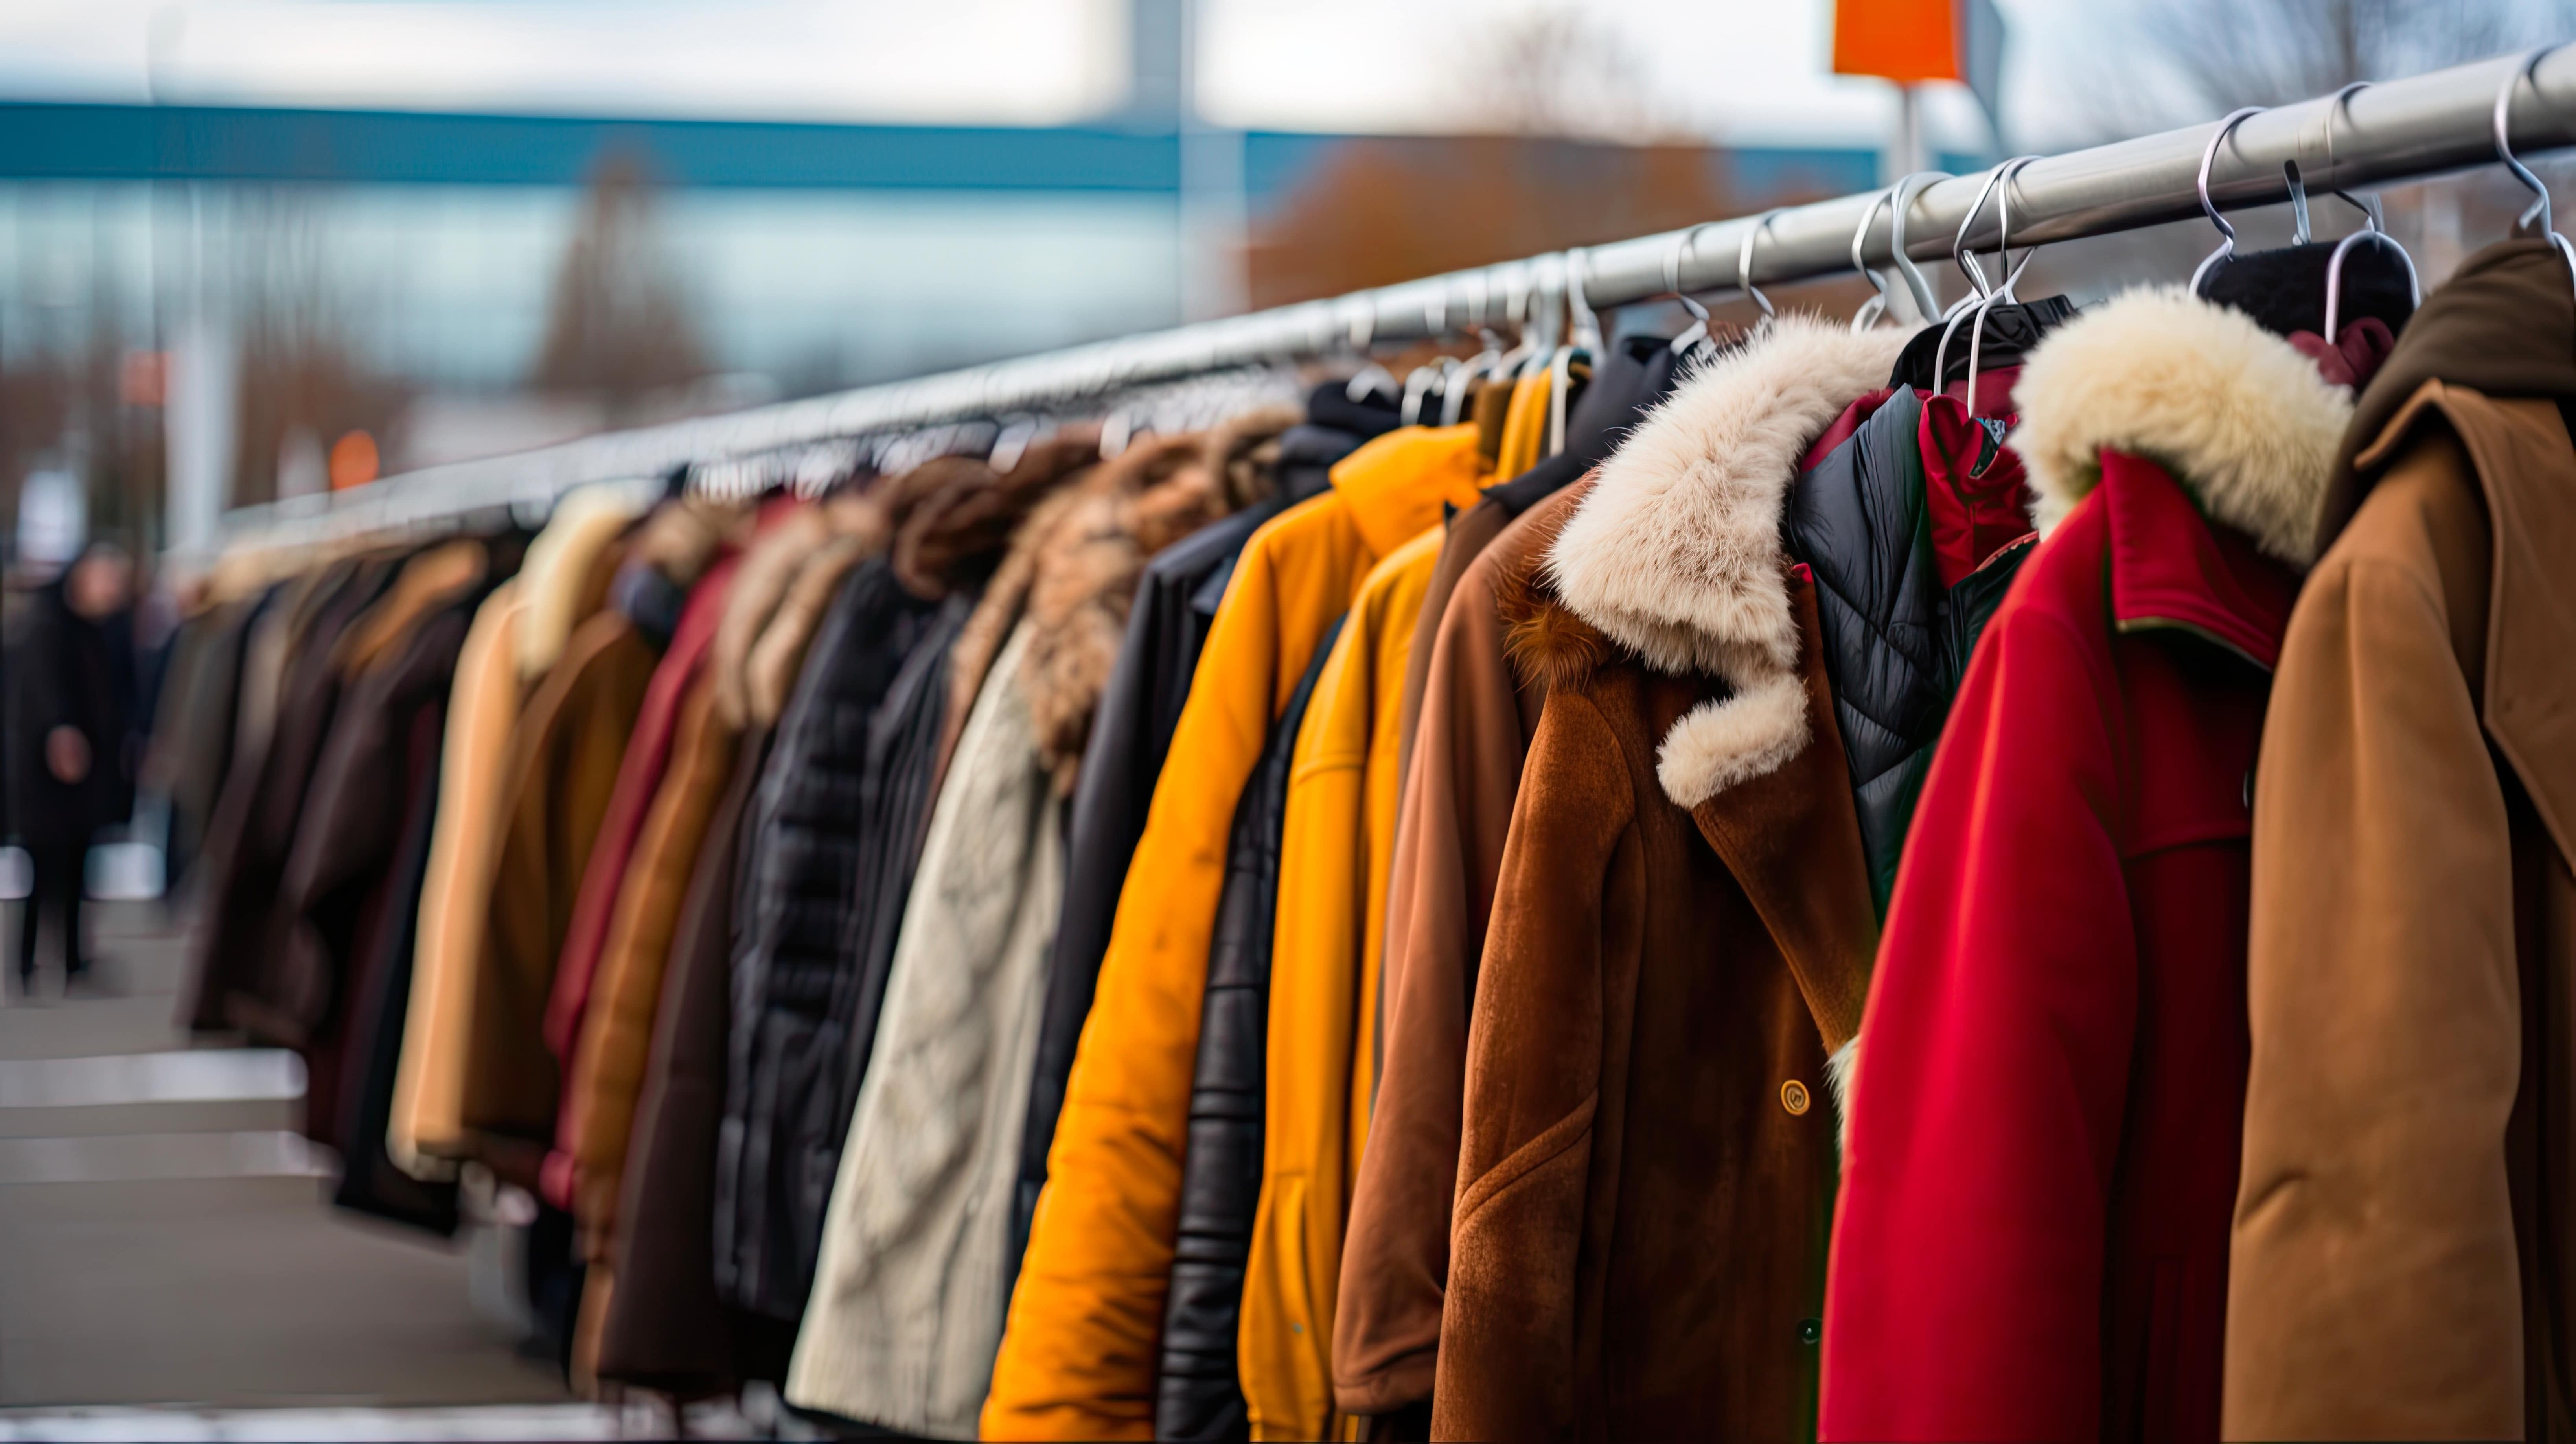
[890,430,1103,599]
[2009,286,2355,567]
[1543,314,1906,807]
[942,405,1300,794]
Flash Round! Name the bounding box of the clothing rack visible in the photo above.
[202,45,2576,563]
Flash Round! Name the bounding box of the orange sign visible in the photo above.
[1833,0,1961,84]
[329,430,380,491]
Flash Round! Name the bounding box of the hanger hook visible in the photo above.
[1739,208,1784,319]
[1883,170,1949,320]
[2191,106,2269,293]
[2322,228,2424,343]
[2284,160,2312,245]
[1850,188,1897,331]
[2497,45,2565,237]
[2493,45,2576,312]
[1663,220,1724,355]
[1991,155,2041,303]
[1564,248,1603,352]
[1951,157,2039,302]
[2318,81,2385,230]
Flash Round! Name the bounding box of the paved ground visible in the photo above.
[0,901,573,1415]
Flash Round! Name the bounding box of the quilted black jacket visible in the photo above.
[716,557,942,1320]
[1786,387,2033,910]
[1156,611,1345,1440]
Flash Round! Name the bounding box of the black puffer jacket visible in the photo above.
[1013,428,1347,1269]
[717,556,943,1320]
[1157,611,1345,1440]
[1786,387,2034,910]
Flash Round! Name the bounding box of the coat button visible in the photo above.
[1798,1317,1822,1345]
[1780,1080,1811,1116]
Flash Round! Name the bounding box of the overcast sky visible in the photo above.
[0,0,2087,149]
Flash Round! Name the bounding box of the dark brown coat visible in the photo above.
[460,608,657,1188]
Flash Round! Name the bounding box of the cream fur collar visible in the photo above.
[2009,286,2353,567]
[1546,313,1906,807]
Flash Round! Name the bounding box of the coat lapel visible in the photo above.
[1686,565,1879,1058]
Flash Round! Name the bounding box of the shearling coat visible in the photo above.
[1821,290,2359,1444]
[2224,239,2576,1440]
[1334,480,1585,1424]
[1432,316,1895,1441]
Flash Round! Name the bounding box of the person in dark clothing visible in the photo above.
[7,543,138,991]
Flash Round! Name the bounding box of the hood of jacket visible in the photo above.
[2010,286,2357,569]
[2324,237,2576,547]
[890,429,1102,599]
[1544,313,1908,808]
[945,405,1299,792]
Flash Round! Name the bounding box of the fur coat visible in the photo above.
[1431,315,1893,1440]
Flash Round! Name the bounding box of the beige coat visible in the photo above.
[2227,239,2576,1439]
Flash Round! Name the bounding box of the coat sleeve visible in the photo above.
[1819,599,2138,1443]
[2223,450,2523,1439]
[1430,689,1633,1442]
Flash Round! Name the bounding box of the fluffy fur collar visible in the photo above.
[945,405,1299,793]
[1545,314,1906,807]
[2009,287,2354,567]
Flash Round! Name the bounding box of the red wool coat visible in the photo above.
[1820,289,2359,1444]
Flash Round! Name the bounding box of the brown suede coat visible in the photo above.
[1428,315,1899,1442]
[1430,570,1875,1442]
[2226,239,2576,1440]
[1334,481,1583,1419]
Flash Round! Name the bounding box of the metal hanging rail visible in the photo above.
[206,45,2576,559]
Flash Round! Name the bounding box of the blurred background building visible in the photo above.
[0,0,2566,563]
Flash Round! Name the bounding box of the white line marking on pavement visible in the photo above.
[0,1050,305,1109]
[0,1130,328,1186]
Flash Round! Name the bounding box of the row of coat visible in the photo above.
[158,231,2576,1443]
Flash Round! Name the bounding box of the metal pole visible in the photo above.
[203,46,2576,560]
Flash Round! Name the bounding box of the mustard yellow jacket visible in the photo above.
[982,425,1484,1440]
[1240,525,1444,1441]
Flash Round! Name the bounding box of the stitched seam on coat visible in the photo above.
[1452,1092,1599,1230]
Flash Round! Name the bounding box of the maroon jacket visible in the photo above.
[1822,289,2361,1443]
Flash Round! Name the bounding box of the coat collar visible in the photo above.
[1685,563,1880,1066]
[1545,313,1908,807]
[2355,380,2576,866]
[2099,449,2300,671]
[2011,286,2354,569]
[1327,422,1489,559]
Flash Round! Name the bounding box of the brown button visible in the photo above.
[1781,1079,1811,1116]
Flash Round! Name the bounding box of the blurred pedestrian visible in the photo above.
[6,542,137,993]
